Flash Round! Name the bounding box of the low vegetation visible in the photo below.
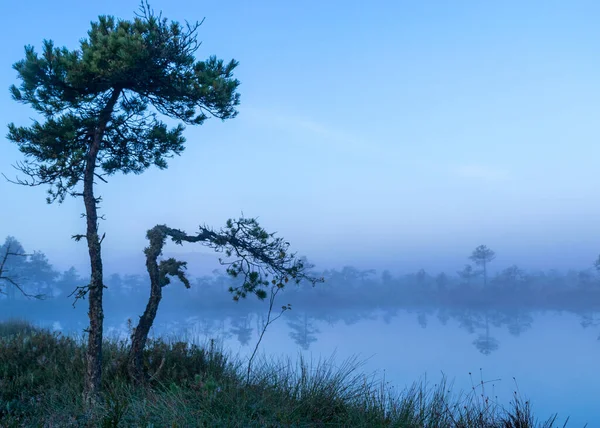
[0,319,565,427]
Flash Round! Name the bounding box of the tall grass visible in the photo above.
[0,319,569,427]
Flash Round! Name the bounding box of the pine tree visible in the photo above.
[469,245,496,287]
[6,2,240,403]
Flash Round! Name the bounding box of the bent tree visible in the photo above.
[129,217,323,383]
[6,2,240,402]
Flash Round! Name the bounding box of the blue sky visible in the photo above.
[1,0,599,275]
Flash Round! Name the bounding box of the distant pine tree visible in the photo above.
[469,245,496,286]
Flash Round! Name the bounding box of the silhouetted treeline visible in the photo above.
[3,236,600,313]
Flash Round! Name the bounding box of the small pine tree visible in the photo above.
[469,245,496,286]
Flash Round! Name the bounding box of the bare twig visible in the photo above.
[0,242,45,299]
[246,284,291,384]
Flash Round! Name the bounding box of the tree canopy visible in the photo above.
[7,1,240,202]
[469,245,496,266]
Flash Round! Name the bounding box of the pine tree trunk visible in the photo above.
[483,262,487,287]
[83,88,121,405]
[128,254,162,383]
[83,173,104,404]
[128,227,170,383]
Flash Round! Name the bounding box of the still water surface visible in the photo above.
[17,308,600,427]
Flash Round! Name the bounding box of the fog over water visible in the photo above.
[1,0,600,425]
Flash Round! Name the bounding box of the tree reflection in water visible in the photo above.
[230,314,253,346]
[288,313,320,350]
[472,313,499,355]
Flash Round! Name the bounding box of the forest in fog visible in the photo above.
[4,234,600,313]
[6,233,600,362]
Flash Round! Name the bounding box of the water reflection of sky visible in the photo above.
[26,310,600,427]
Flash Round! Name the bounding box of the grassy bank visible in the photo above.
[0,319,565,427]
